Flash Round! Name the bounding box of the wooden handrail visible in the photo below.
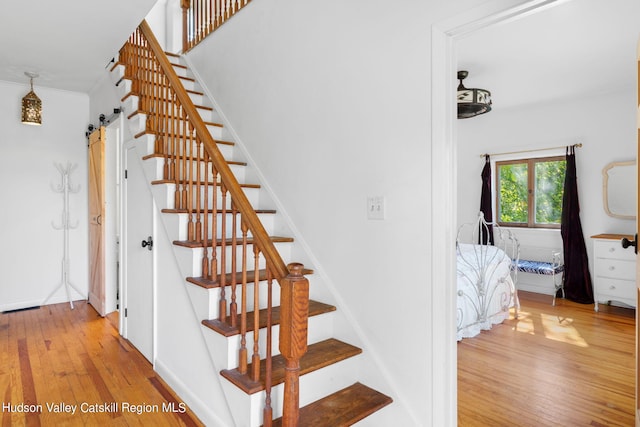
[138,20,289,281]
[120,20,308,425]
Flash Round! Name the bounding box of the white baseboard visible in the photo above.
[154,358,231,427]
[0,296,86,313]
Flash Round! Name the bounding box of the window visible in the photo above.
[496,156,566,228]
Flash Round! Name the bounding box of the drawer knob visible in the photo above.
[608,266,615,271]
[609,247,615,252]
[610,285,616,290]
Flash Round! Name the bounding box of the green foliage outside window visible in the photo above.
[498,163,528,223]
[497,157,566,227]
[535,160,566,224]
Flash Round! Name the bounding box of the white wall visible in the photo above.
[0,80,89,311]
[457,90,636,293]
[183,0,485,423]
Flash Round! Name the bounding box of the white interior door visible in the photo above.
[124,144,154,363]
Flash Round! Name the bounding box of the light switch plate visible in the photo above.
[367,196,385,220]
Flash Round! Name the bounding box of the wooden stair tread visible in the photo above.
[202,300,335,337]
[187,267,312,289]
[142,153,246,166]
[134,129,230,142]
[221,338,362,394]
[125,107,218,124]
[270,382,392,427]
[162,208,276,215]
[133,128,235,146]
[151,179,260,188]
[121,74,196,84]
[173,235,293,249]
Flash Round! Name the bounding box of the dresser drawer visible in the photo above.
[594,240,636,261]
[594,277,636,303]
[594,258,636,280]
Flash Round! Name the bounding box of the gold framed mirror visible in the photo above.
[602,160,636,220]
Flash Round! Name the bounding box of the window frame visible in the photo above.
[495,155,566,229]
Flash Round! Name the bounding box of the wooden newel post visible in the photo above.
[279,263,309,427]
[181,0,191,52]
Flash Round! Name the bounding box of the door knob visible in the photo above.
[621,234,637,254]
[141,236,153,251]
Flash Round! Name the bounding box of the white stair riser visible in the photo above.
[163,212,276,241]
[189,92,204,105]
[221,354,362,427]
[115,79,132,100]
[109,64,125,86]
[122,95,139,117]
[185,282,218,320]
[133,132,235,160]
[196,107,214,122]
[178,77,196,92]
[174,243,293,278]
[203,311,334,371]
[192,281,283,324]
[150,182,261,211]
[172,64,188,78]
[144,157,246,183]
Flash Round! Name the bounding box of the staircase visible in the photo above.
[108,21,392,426]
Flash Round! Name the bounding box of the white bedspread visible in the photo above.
[456,243,516,340]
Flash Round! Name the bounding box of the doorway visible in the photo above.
[430,0,578,424]
[88,125,119,316]
[122,142,155,363]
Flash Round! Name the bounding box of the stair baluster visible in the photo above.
[187,123,195,241]
[219,184,228,320]
[238,220,249,375]
[263,269,274,427]
[209,162,218,282]
[230,204,239,327]
[251,245,261,382]
[202,151,210,278]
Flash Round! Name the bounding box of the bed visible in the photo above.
[456,213,520,340]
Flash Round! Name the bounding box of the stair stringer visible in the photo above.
[183,54,417,425]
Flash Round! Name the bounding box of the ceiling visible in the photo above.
[0,0,158,93]
[2,0,637,107]
[457,0,640,112]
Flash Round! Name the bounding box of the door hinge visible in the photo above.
[124,308,128,317]
[124,169,128,179]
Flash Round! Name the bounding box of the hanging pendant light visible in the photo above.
[21,72,42,126]
[457,70,491,119]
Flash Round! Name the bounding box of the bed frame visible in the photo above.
[456,213,520,338]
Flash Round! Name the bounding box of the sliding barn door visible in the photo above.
[88,127,106,316]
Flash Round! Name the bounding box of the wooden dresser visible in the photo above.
[591,234,636,310]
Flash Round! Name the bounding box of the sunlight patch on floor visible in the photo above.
[511,310,589,347]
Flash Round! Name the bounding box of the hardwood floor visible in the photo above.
[458,291,635,427]
[0,301,204,426]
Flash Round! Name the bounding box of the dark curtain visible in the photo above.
[560,145,594,303]
[479,154,494,245]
